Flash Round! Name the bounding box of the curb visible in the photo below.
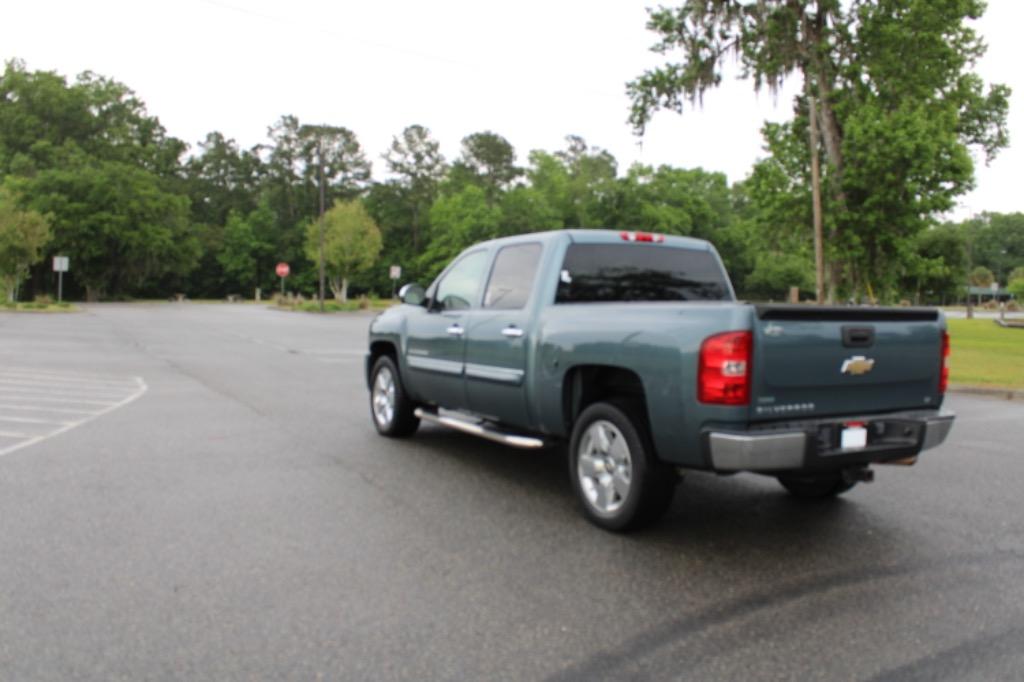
[949,384,1024,402]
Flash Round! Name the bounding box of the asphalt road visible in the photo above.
[1,303,1022,681]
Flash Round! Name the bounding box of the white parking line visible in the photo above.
[0,383,129,398]
[0,415,77,426]
[0,403,96,415]
[0,370,140,388]
[0,393,118,406]
[0,374,148,457]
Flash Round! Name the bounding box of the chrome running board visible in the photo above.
[414,408,548,449]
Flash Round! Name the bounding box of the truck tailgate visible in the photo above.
[750,305,944,420]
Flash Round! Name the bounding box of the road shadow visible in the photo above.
[395,423,902,560]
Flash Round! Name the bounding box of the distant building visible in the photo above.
[967,286,1015,303]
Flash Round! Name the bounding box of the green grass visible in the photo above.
[947,318,1024,389]
[1,301,76,312]
[279,298,395,313]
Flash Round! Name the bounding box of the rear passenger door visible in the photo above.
[464,243,543,429]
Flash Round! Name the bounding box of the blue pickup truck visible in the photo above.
[366,229,954,531]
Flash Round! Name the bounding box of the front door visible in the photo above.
[464,243,543,429]
[404,249,489,411]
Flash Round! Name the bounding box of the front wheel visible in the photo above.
[568,401,676,532]
[369,355,419,437]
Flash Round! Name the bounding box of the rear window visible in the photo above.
[555,243,731,303]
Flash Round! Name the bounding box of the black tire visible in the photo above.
[568,400,677,532]
[369,355,420,437]
[777,471,858,499]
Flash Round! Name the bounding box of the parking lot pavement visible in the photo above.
[0,368,146,456]
[1,303,1023,681]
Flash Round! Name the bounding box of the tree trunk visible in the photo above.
[328,275,343,301]
[803,5,847,301]
[341,277,349,303]
[808,92,826,304]
[411,203,420,252]
[85,285,102,302]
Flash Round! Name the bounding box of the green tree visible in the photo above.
[0,186,50,301]
[364,181,416,290]
[0,60,186,179]
[1,61,198,300]
[968,212,1024,285]
[217,203,274,295]
[451,131,520,203]
[556,136,618,228]
[304,200,382,301]
[610,164,732,240]
[184,131,264,228]
[382,124,446,252]
[18,160,198,301]
[900,224,968,303]
[969,266,994,288]
[628,0,1010,300]
[298,122,372,207]
[1009,267,1024,303]
[526,150,572,223]
[421,185,502,278]
[264,115,305,229]
[499,186,561,237]
[182,132,269,297]
[744,251,815,302]
[526,137,618,228]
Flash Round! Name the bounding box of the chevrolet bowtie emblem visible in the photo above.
[841,355,875,375]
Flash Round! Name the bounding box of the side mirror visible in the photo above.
[398,283,426,306]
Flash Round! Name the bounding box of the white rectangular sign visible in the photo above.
[841,425,867,451]
[53,256,69,272]
[389,265,401,280]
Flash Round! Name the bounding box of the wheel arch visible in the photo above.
[367,339,398,386]
[561,365,654,443]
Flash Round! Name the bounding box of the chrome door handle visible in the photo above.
[501,326,524,338]
[446,324,464,337]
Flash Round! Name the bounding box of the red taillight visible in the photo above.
[939,330,950,393]
[699,331,752,405]
[620,230,664,243]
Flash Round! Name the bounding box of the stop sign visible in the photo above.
[276,262,290,278]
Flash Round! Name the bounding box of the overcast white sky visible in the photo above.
[3,0,1021,219]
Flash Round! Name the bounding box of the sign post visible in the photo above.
[52,256,69,302]
[276,262,290,296]
[389,264,402,299]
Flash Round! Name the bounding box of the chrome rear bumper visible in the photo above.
[708,409,955,472]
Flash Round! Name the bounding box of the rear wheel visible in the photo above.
[777,471,857,499]
[369,355,419,437]
[568,400,676,532]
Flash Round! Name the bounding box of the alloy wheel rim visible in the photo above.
[372,366,396,427]
[577,419,632,515]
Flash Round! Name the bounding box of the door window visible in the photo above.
[483,243,542,310]
[434,250,488,311]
